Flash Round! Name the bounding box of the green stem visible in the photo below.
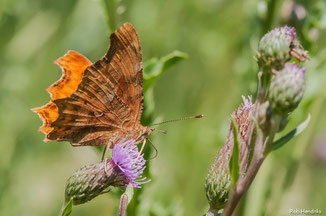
[263,114,281,155]
[263,0,278,34]
[256,66,272,103]
[222,133,266,216]
[101,0,118,33]
[222,95,280,216]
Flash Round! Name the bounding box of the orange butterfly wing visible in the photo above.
[33,23,145,146]
[32,50,92,136]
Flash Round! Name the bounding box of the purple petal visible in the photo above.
[241,95,253,111]
[111,139,150,188]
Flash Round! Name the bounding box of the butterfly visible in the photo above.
[32,23,154,148]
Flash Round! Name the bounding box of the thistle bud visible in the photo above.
[268,63,305,115]
[65,161,118,205]
[205,96,254,211]
[257,26,308,68]
[65,139,149,205]
[205,145,231,211]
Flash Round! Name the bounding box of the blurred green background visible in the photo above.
[0,0,326,215]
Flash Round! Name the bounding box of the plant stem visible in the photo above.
[256,66,272,103]
[263,0,278,34]
[101,0,118,33]
[222,133,266,216]
[220,1,279,212]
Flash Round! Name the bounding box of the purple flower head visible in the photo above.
[284,26,296,39]
[257,25,308,66]
[288,62,306,74]
[241,95,253,111]
[110,139,150,188]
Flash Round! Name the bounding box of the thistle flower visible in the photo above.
[65,139,149,205]
[112,140,149,188]
[232,96,254,173]
[268,63,306,115]
[257,26,308,69]
[205,96,254,211]
[241,95,253,111]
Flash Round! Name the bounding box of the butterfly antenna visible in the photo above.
[153,128,168,134]
[147,138,159,160]
[150,114,204,126]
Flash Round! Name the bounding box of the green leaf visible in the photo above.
[119,184,134,215]
[60,199,73,216]
[229,118,240,187]
[124,183,134,204]
[143,50,188,93]
[271,114,311,151]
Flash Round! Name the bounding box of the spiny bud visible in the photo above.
[205,96,254,211]
[269,63,305,115]
[257,26,308,69]
[65,139,149,205]
[65,161,120,205]
[205,145,231,211]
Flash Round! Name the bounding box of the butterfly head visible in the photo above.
[138,127,155,142]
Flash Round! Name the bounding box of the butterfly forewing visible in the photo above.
[37,23,145,146]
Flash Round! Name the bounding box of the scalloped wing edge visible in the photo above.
[32,101,59,141]
[32,50,92,141]
[48,50,92,100]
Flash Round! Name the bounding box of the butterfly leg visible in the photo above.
[134,139,146,162]
[101,144,108,162]
[103,143,112,174]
